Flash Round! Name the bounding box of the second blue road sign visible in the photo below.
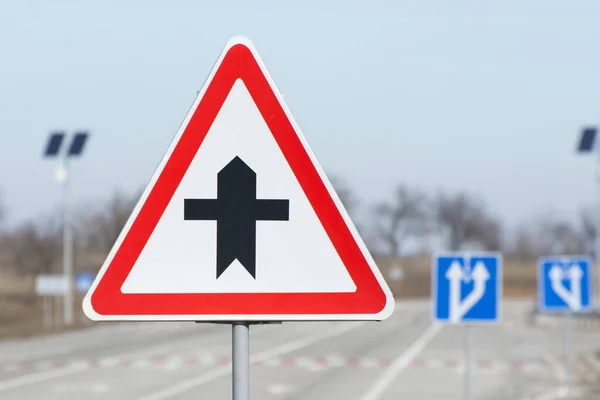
[537,256,592,312]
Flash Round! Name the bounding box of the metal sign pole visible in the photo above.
[43,296,50,331]
[464,252,471,400]
[232,322,250,400]
[563,312,573,396]
[54,294,61,330]
[62,158,74,326]
[464,325,471,400]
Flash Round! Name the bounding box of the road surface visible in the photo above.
[0,300,598,399]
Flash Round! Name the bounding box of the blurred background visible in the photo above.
[2,1,600,399]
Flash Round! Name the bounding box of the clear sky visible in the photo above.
[1,0,600,232]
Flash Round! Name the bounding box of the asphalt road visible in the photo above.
[0,300,599,399]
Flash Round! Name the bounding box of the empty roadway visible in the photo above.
[0,300,598,399]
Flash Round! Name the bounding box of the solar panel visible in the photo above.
[44,132,65,157]
[68,132,89,156]
[578,127,597,153]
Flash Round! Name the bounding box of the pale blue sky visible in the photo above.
[1,0,600,232]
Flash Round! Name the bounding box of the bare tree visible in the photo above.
[516,213,585,257]
[328,175,380,245]
[540,216,584,255]
[372,184,431,257]
[80,188,141,253]
[507,223,537,262]
[3,213,62,275]
[579,206,597,257]
[478,218,503,251]
[434,191,502,251]
[329,176,358,217]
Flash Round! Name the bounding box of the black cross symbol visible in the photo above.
[184,156,290,279]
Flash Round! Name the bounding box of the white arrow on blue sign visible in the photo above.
[537,256,592,312]
[432,253,502,324]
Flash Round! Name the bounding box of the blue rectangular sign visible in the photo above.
[537,256,592,312]
[432,253,502,324]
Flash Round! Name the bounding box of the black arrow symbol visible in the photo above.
[184,156,289,279]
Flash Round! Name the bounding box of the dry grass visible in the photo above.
[0,256,547,340]
[375,255,539,299]
[0,270,93,340]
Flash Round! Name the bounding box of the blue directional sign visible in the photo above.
[75,272,95,294]
[537,257,592,312]
[432,253,502,324]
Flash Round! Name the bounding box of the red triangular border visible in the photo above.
[87,39,391,319]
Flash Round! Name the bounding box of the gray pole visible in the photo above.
[62,158,74,326]
[464,325,471,400]
[43,296,50,331]
[54,295,59,330]
[232,322,250,400]
[563,313,572,396]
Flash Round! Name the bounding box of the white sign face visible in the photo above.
[35,275,68,296]
[121,80,356,294]
[83,36,394,322]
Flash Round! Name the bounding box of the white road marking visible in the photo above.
[523,356,569,400]
[0,364,91,392]
[294,356,325,372]
[164,355,185,371]
[137,322,367,400]
[528,385,584,400]
[0,325,220,393]
[358,323,442,400]
[0,354,550,373]
[537,387,569,400]
[324,353,346,367]
[360,357,379,368]
[266,383,295,396]
[53,382,111,393]
[0,322,199,363]
[198,353,216,366]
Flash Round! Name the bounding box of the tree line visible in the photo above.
[332,178,596,262]
[0,178,596,277]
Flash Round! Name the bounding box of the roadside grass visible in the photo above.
[0,255,542,340]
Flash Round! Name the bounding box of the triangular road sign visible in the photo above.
[83,36,394,322]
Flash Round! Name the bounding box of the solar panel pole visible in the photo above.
[44,131,89,327]
[53,146,73,326]
[62,157,74,326]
